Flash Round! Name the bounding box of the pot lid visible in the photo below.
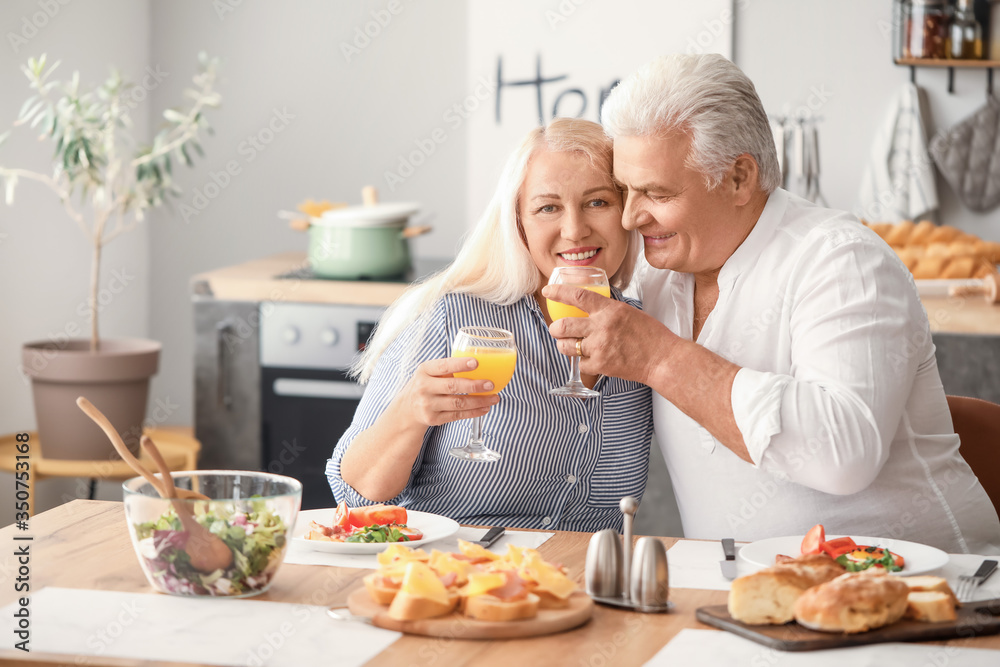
[313,202,420,228]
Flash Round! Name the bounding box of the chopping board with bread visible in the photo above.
[345,540,594,639]
[698,525,1000,650]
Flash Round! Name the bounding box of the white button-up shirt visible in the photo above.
[642,188,1000,555]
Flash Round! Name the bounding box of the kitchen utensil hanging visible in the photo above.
[770,112,827,207]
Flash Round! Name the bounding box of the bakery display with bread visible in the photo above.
[793,572,910,634]
[862,220,1000,280]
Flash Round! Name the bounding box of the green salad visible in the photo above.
[133,498,288,596]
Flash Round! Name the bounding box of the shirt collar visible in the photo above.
[718,188,788,285]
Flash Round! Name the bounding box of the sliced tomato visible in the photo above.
[820,536,858,558]
[349,504,408,528]
[333,502,352,531]
[801,524,826,555]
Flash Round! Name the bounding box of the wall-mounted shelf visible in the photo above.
[894,58,1000,94]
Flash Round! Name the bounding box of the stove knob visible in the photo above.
[320,328,339,346]
[283,326,300,345]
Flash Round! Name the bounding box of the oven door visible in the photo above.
[261,367,365,510]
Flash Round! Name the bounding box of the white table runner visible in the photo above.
[0,587,400,666]
[645,628,999,666]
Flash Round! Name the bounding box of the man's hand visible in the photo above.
[400,357,499,427]
[542,284,680,387]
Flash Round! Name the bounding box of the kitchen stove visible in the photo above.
[260,258,449,509]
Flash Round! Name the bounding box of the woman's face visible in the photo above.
[518,149,628,283]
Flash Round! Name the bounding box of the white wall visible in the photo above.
[0,0,152,519]
[737,0,1000,236]
[146,0,470,434]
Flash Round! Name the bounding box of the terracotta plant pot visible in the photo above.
[21,338,161,461]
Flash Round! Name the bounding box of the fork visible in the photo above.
[955,559,998,602]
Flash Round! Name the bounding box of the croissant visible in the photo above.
[863,220,1000,280]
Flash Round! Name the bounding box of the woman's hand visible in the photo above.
[398,356,500,427]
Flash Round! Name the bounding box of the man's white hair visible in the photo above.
[601,54,780,193]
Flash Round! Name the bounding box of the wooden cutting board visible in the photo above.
[347,588,594,639]
[696,598,1000,651]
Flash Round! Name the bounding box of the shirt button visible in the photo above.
[565,474,577,484]
[577,423,589,434]
[541,516,552,525]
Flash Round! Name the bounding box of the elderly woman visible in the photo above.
[545,55,1000,554]
[327,118,652,532]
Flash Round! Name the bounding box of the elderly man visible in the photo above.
[544,54,1000,555]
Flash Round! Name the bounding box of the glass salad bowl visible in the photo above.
[123,471,302,598]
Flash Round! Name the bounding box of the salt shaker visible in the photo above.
[585,528,623,598]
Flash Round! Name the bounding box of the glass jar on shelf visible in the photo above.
[905,0,950,59]
[949,0,984,59]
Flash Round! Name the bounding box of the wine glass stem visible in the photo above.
[569,355,584,385]
[468,415,484,449]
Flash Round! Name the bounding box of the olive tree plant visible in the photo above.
[0,53,221,351]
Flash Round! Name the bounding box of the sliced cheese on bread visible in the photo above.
[520,552,576,607]
[429,550,476,586]
[456,539,501,563]
[386,561,457,621]
[377,544,428,567]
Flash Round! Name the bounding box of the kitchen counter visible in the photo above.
[192,253,1000,334]
[922,296,1000,334]
[190,252,421,306]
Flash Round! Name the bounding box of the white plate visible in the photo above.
[291,508,460,555]
[737,535,950,576]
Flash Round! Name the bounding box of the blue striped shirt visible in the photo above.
[326,290,653,533]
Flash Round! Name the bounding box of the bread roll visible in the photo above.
[728,554,845,625]
[793,572,909,634]
[905,591,957,622]
[463,592,539,621]
[387,590,459,621]
[885,220,915,246]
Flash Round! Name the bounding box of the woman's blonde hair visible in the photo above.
[353,117,639,383]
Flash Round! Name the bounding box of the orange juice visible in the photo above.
[546,284,611,320]
[452,348,517,395]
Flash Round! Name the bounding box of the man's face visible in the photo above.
[613,132,743,277]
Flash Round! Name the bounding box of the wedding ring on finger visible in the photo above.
[575,338,584,357]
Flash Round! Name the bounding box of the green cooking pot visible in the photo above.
[306,202,427,280]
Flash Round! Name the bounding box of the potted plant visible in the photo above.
[1,53,221,460]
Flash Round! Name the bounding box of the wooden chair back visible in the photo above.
[948,395,1000,516]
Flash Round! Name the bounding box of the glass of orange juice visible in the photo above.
[449,326,517,462]
[546,266,609,398]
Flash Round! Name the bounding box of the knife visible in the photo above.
[720,538,737,580]
[475,526,505,548]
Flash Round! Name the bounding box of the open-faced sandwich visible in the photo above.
[361,540,578,622]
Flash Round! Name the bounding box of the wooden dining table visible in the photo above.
[2,499,998,666]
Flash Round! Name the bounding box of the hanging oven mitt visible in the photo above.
[929,96,1000,212]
